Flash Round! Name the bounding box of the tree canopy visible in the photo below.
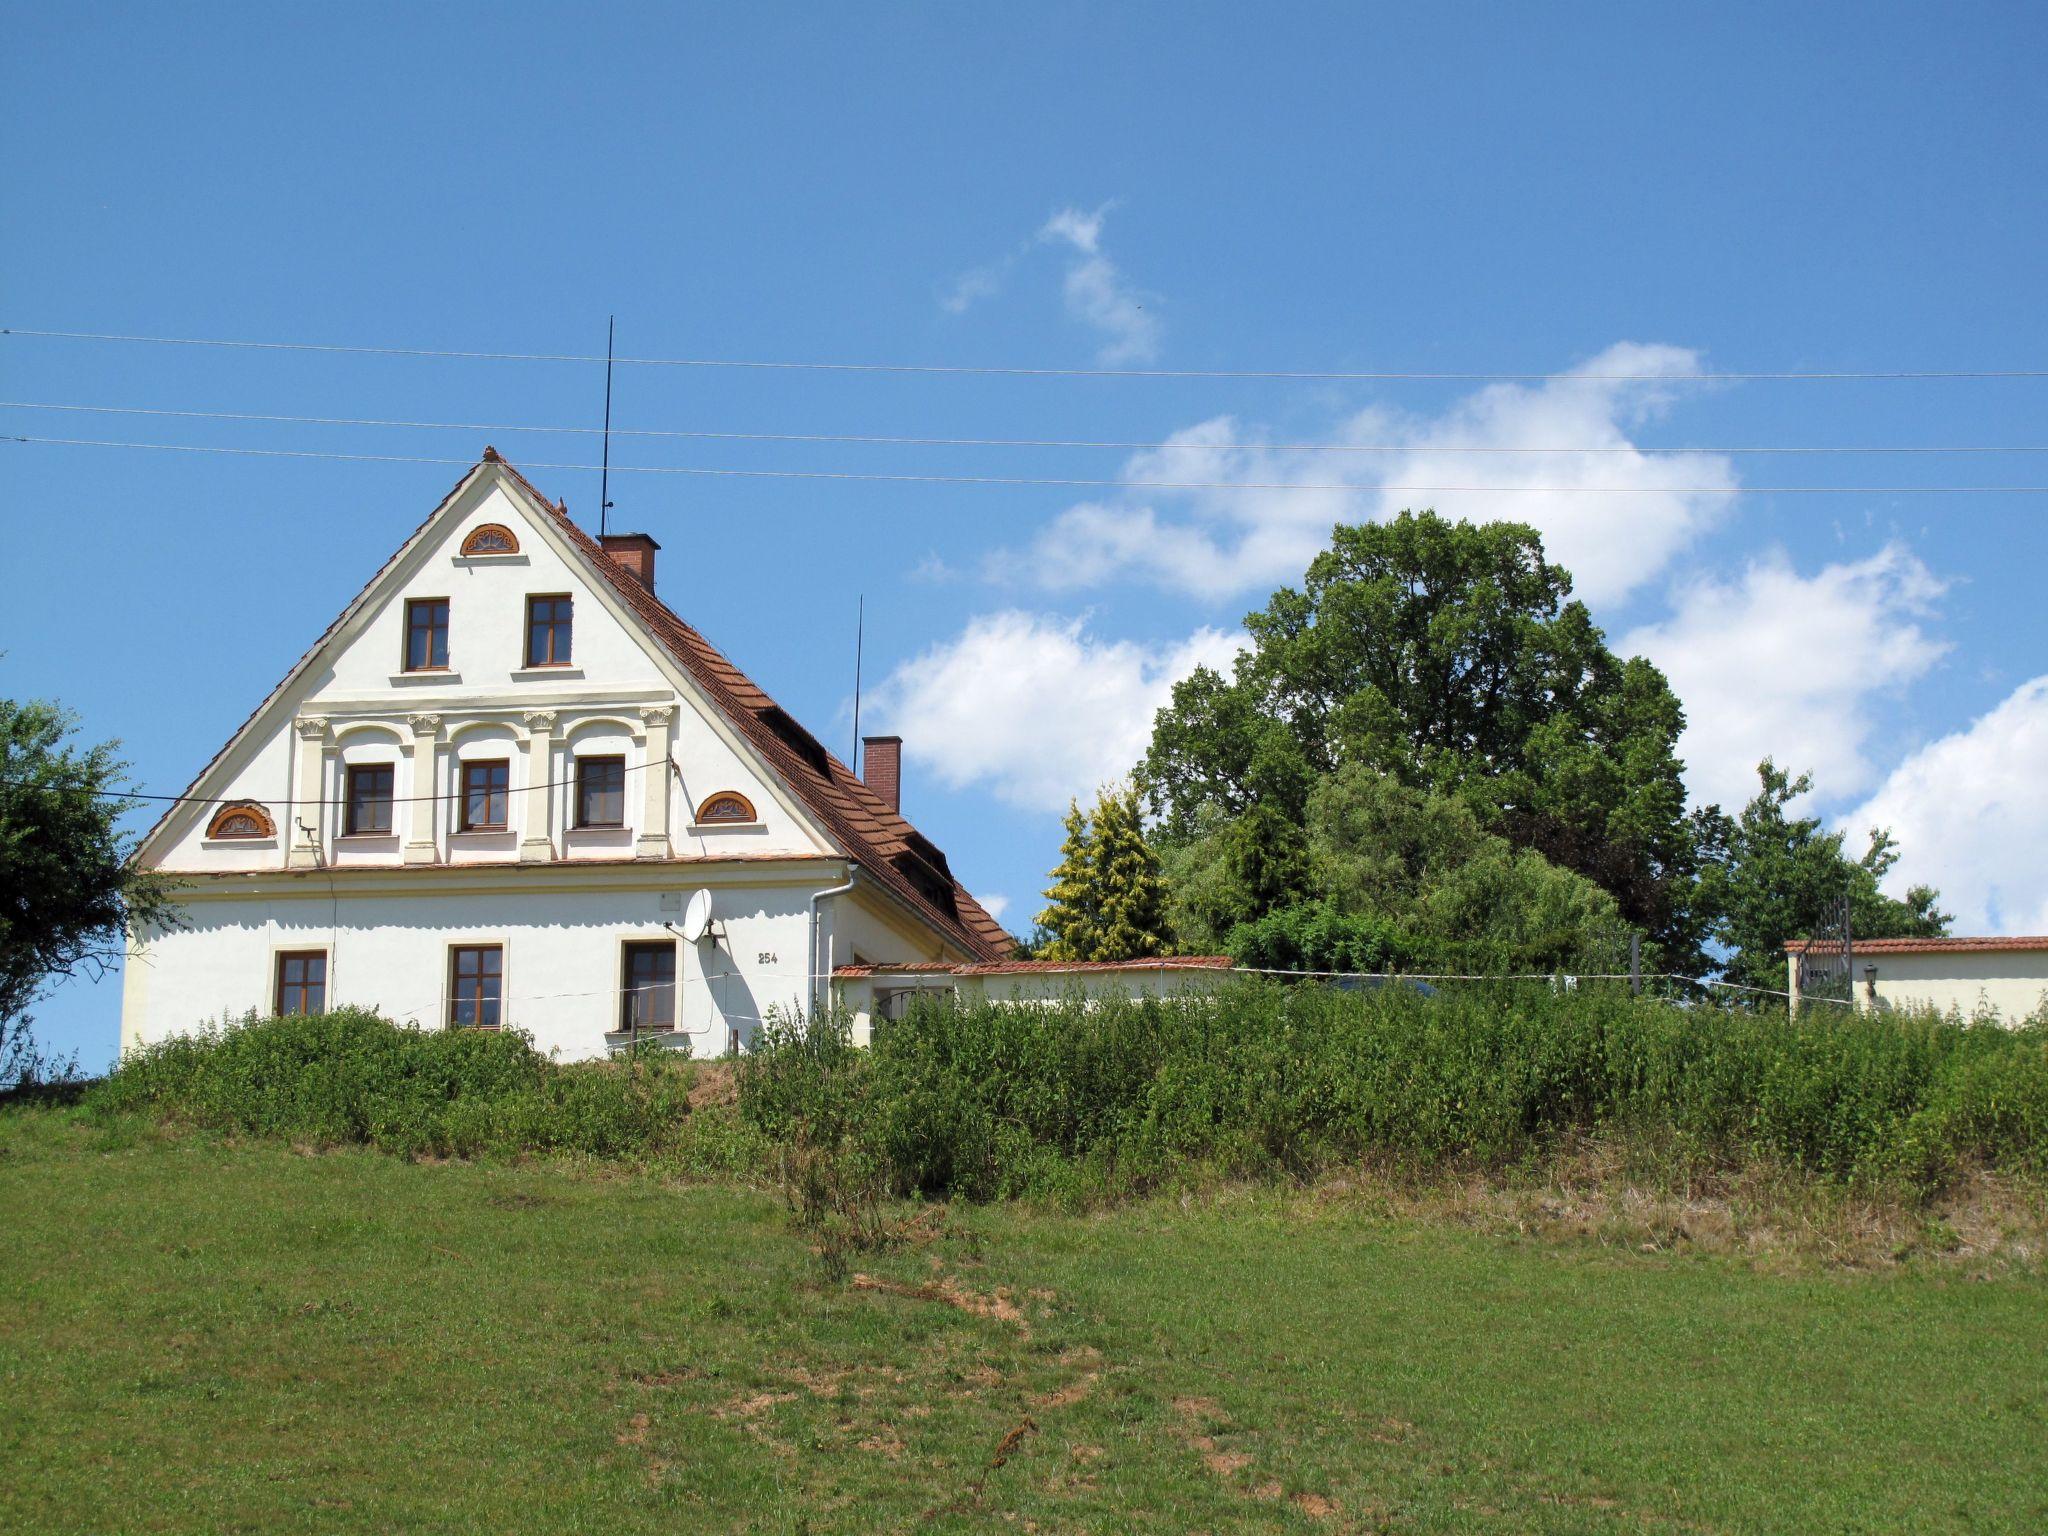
[1142,512,1705,966]
[1034,783,1172,963]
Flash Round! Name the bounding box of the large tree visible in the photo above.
[1700,760,1947,996]
[1142,512,1707,966]
[1,695,179,1081]
[1035,783,1172,962]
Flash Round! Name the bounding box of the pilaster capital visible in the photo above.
[294,715,331,742]
[522,709,560,733]
[407,712,444,738]
[638,704,676,729]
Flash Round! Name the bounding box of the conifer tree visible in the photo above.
[1035,784,1172,962]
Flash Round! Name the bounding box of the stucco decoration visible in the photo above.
[695,791,757,823]
[205,801,276,839]
[459,523,520,556]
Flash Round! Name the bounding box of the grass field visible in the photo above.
[4,1107,2046,1534]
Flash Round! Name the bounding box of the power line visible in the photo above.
[7,326,2046,382]
[5,399,2044,456]
[11,435,2048,494]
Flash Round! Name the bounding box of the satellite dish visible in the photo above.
[680,888,715,944]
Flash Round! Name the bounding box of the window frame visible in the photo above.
[620,940,678,1033]
[447,943,504,1029]
[458,758,511,832]
[274,950,328,1017]
[694,791,758,825]
[524,594,574,668]
[343,763,396,836]
[403,598,451,673]
[575,754,627,830]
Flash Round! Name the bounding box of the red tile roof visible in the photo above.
[835,956,1233,978]
[1782,935,2048,955]
[494,454,1010,960]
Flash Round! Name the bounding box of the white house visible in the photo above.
[1785,936,2048,1023]
[121,449,1015,1061]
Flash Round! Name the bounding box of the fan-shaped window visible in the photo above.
[206,801,276,839]
[695,791,757,824]
[459,523,520,556]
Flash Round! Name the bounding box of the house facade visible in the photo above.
[1785,935,2048,1022]
[121,450,1011,1061]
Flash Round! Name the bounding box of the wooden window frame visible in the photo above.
[447,944,504,1029]
[458,759,510,832]
[694,791,757,825]
[575,755,627,829]
[524,594,574,668]
[459,523,520,556]
[620,940,678,1033]
[343,763,395,836]
[403,597,451,673]
[274,950,328,1017]
[206,801,276,839]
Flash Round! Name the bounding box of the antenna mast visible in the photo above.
[850,595,865,775]
[599,315,616,536]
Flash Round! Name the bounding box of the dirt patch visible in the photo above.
[687,1063,737,1111]
[627,1368,701,1389]
[1293,1492,1340,1520]
[850,1271,1031,1335]
[615,1413,650,1447]
[857,1433,905,1459]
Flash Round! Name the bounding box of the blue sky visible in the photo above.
[6,3,2046,1068]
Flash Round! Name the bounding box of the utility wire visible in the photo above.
[11,435,2048,494]
[4,400,2043,456]
[0,753,668,810]
[7,327,2046,382]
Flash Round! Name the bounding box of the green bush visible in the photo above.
[738,982,2048,1201]
[88,1009,760,1168]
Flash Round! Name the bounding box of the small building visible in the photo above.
[834,956,1236,1041]
[1784,936,2048,1023]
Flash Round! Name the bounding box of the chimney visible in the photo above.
[862,735,902,813]
[599,532,660,591]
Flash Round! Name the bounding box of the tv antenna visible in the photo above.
[850,594,865,775]
[598,315,616,536]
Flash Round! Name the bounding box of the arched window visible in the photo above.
[459,523,520,556]
[206,801,276,839]
[695,791,757,824]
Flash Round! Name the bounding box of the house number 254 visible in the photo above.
[757,951,778,965]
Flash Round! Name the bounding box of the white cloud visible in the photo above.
[869,611,1242,813]
[1038,204,1160,365]
[975,893,1012,924]
[1001,342,1733,607]
[1844,677,2048,934]
[1622,545,1948,809]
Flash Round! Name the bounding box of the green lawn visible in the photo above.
[3,1108,2044,1534]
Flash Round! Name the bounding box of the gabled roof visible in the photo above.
[489,451,1010,960]
[1782,935,2048,956]
[141,451,1009,962]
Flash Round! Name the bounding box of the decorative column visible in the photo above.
[519,709,559,863]
[636,704,674,859]
[404,713,443,865]
[287,716,330,869]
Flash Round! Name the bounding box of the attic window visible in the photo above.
[756,705,831,778]
[695,791,757,824]
[460,523,520,556]
[891,847,958,917]
[206,801,275,839]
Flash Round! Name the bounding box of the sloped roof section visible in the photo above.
[1782,935,2048,956]
[489,452,1011,961]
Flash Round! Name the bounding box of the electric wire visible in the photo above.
[10,434,2048,494]
[5,399,2043,456]
[7,327,2046,381]
[0,752,669,809]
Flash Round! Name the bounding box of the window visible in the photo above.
[344,764,394,835]
[695,791,757,824]
[459,523,519,556]
[275,951,327,1016]
[459,759,510,831]
[206,801,275,839]
[448,945,503,1028]
[405,598,450,671]
[576,756,626,828]
[525,595,573,667]
[621,942,676,1032]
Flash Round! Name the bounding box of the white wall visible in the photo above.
[835,964,1230,1044]
[1855,950,2048,1023]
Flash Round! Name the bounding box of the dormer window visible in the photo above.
[695,792,757,824]
[459,523,520,556]
[404,599,449,671]
[526,595,573,667]
[205,801,275,839]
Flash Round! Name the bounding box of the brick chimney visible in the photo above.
[599,532,660,591]
[862,735,902,813]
